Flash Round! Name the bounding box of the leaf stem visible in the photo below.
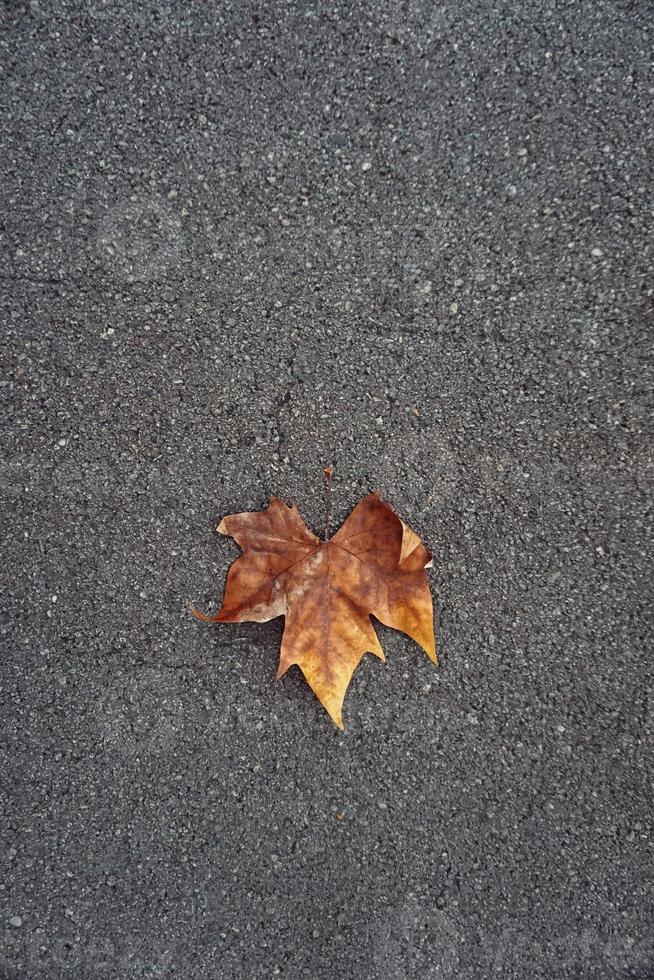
[323,464,334,541]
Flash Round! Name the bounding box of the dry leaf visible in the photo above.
[193,492,436,728]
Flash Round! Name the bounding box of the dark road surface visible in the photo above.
[1,1,652,977]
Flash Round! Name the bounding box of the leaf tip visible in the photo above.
[191,605,213,622]
[325,703,345,730]
[321,696,347,730]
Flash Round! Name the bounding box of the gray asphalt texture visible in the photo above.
[1,0,653,977]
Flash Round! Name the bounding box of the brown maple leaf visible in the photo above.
[193,493,436,729]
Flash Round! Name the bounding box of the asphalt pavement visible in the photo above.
[1,0,652,977]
